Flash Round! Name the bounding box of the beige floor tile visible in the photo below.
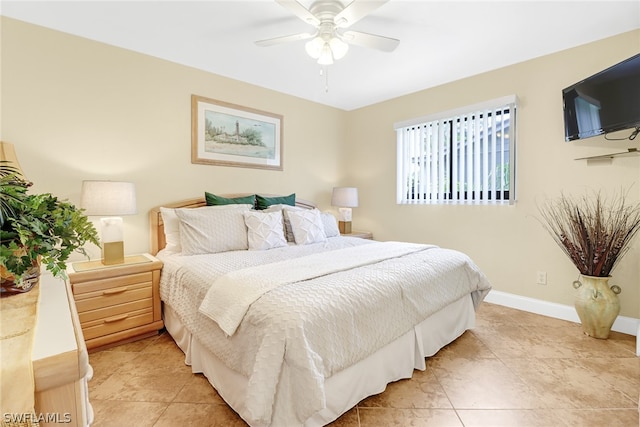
[152,402,247,427]
[358,408,463,426]
[538,329,638,359]
[359,367,452,409]
[458,408,640,426]
[433,330,496,360]
[503,357,637,409]
[517,313,577,329]
[456,409,572,426]
[577,357,640,401]
[430,357,547,409]
[327,407,359,426]
[550,408,639,427]
[87,349,140,388]
[84,302,639,427]
[173,373,227,404]
[90,399,167,427]
[458,409,639,427]
[607,330,638,350]
[141,331,185,354]
[473,322,582,359]
[117,349,191,376]
[90,371,193,402]
[473,303,534,327]
[99,334,160,353]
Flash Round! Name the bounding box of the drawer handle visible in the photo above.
[103,314,129,323]
[102,286,129,296]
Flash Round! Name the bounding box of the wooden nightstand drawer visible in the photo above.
[72,271,153,295]
[81,307,154,340]
[78,297,153,324]
[74,282,152,312]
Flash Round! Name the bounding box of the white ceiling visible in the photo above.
[2,0,639,110]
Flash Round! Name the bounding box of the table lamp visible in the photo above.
[80,180,137,265]
[331,187,359,234]
[0,141,27,179]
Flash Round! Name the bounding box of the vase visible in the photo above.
[0,260,40,297]
[572,275,621,339]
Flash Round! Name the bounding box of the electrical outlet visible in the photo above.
[536,271,547,285]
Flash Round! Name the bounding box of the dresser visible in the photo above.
[67,254,163,351]
[33,272,93,427]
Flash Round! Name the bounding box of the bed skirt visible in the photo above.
[163,294,475,426]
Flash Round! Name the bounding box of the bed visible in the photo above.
[149,194,491,427]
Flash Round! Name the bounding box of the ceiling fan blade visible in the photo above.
[342,30,399,52]
[255,32,315,47]
[275,0,320,26]
[334,0,389,27]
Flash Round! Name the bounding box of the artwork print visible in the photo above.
[191,95,283,170]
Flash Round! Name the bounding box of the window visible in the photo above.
[395,96,517,205]
[574,93,601,139]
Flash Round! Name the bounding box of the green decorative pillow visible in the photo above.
[256,193,296,210]
[205,192,256,207]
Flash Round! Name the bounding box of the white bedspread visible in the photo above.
[199,241,432,336]
[158,237,491,426]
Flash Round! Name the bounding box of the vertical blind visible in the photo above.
[395,96,517,205]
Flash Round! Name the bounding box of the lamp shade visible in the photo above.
[317,43,334,65]
[80,181,137,216]
[331,187,359,208]
[305,37,324,59]
[0,141,26,179]
[329,37,349,60]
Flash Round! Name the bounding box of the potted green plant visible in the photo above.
[0,162,99,296]
[537,190,640,338]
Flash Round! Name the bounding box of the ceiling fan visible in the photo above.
[255,0,399,65]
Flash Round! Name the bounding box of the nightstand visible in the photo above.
[342,231,373,240]
[68,253,163,351]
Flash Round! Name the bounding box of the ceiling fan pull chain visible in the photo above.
[324,66,329,93]
[319,66,329,93]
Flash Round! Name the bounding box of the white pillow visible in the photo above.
[287,208,327,245]
[160,207,181,253]
[243,211,288,250]
[321,211,340,237]
[264,204,305,242]
[175,205,251,255]
[161,204,252,253]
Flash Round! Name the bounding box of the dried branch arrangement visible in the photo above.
[537,191,640,277]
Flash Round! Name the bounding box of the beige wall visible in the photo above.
[1,17,639,317]
[345,30,640,318]
[1,17,346,259]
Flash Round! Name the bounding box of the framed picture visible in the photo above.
[191,95,283,170]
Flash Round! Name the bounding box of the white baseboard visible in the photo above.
[484,290,640,356]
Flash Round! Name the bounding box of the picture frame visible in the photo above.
[191,94,283,170]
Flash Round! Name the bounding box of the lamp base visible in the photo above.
[102,241,124,265]
[338,221,352,234]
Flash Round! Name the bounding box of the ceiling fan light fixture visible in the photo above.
[305,36,324,59]
[318,43,334,65]
[329,37,349,60]
[258,0,399,68]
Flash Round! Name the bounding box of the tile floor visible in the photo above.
[88,303,639,426]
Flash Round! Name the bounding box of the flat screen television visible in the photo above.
[562,53,640,141]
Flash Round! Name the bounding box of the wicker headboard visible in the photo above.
[148,193,316,255]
